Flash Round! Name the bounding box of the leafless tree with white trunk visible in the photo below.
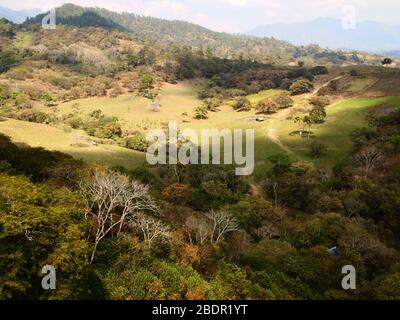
[184,215,213,244]
[353,145,384,177]
[80,170,159,263]
[206,210,240,243]
[131,214,170,247]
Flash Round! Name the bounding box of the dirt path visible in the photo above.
[267,128,295,155]
[312,76,343,95]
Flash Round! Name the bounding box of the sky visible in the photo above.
[1,0,399,32]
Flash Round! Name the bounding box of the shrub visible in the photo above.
[256,99,278,114]
[194,105,209,119]
[96,122,122,139]
[310,96,330,107]
[273,92,294,109]
[18,110,50,124]
[232,97,251,112]
[203,98,221,112]
[125,132,148,152]
[280,78,293,90]
[289,80,314,95]
[309,106,327,124]
[311,66,329,76]
[256,93,293,114]
[66,116,83,129]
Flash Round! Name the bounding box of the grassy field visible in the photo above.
[0,118,146,169]
[56,81,203,128]
[247,89,284,105]
[1,79,399,177]
[348,77,375,93]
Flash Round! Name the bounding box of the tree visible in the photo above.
[206,210,240,243]
[184,215,212,244]
[80,170,158,263]
[353,145,384,177]
[294,115,312,137]
[0,173,88,299]
[268,154,292,175]
[139,74,154,95]
[309,106,327,124]
[382,58,393,66]
[162,183,191,205]
[132,214,170,247]
[289,79,314,95]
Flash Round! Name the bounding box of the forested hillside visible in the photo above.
[24,3,388,66]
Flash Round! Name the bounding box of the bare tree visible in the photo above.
[132,214,170,247]
[184,215,212,244]
[353,145,384,177]
[118,180,159,235]
[80,171,158,263]
[206,210,240,243]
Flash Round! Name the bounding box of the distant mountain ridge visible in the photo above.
[24,3,297,61]
[246,18,400,52]
[20,4,392,66]
[0,6,41,23]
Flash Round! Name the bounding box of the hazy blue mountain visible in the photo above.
[246,18,400,52]
[384,50,400,58]
[0,6,41,23]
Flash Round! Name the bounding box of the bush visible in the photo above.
[309,106,327,124]
[125,132,148,152]
[66,116,83,129]
[96,122,122,139]
[18,110,50,124]
[273,92,294,109]
[256,99,277,114]
[256,93,293,114]
[310,96,330,107]
[289,80,314,95]
[194,105,209,119]
[311,66,329,76]
[232,97,251,112]
[280,78,293,90]
[203,98,221,112]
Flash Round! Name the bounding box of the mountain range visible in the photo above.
[0,6,41,24]
[0,4,393,66]
[246,18,400,54]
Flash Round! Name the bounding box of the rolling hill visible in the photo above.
[23,3,386,66]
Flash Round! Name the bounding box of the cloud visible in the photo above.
[218,0,280,6]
